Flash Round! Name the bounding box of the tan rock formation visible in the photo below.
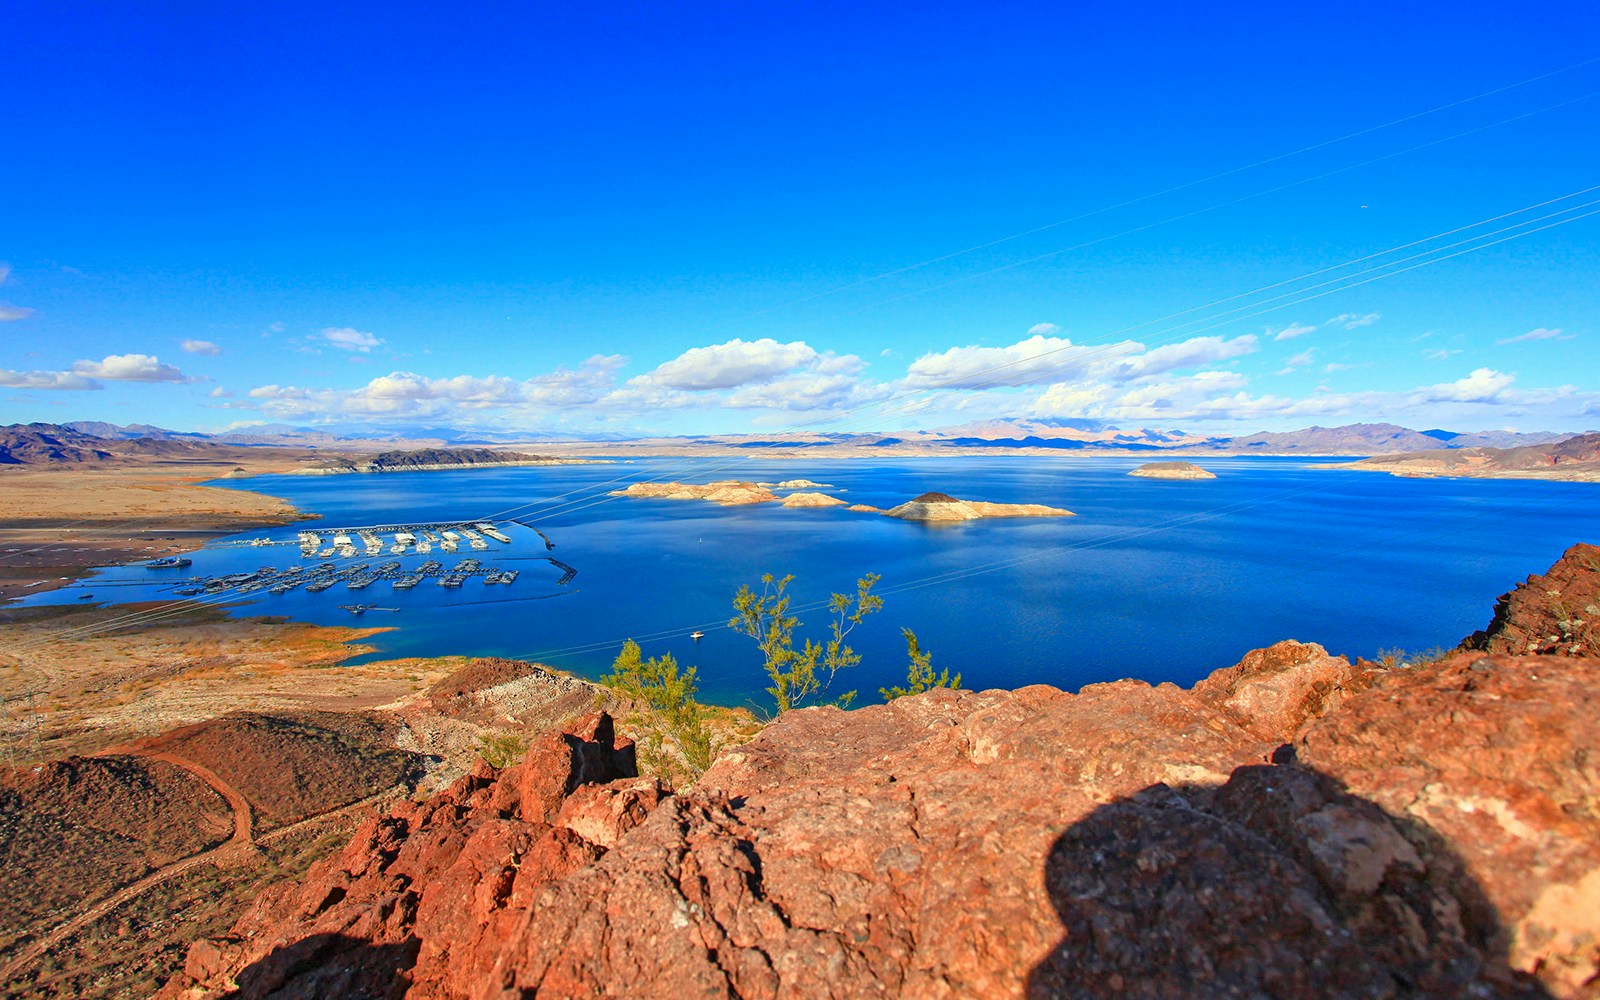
[608,481,778,505]
[884,491,1074,521]
[779,491,846,507]
[1128,460,1216,479]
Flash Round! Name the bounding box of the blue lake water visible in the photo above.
[21,457,1600,709]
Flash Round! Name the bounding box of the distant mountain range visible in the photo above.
[1,420,1591,467]
[0,422,227,465]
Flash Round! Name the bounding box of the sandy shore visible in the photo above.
[0,457,313,604]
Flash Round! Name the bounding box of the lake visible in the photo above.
[22,456,1600,709]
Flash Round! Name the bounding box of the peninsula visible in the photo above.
[297,448,599,475]
[1334,432,1600,482]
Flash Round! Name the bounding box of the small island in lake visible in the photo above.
[885,491,1074,521]
[609,480,779,505]
[1129,461,1217,480]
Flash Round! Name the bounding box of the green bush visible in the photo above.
[602,639,716,782]
[730,572,881,715]
[881,628,961,701]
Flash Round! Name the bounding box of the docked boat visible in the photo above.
[475,522,512,544]
[145,556,193,569]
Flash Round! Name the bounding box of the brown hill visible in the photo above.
[1341,432,1600,481]
[146,711,423,830]
[0,422,305,467]
[0,755,233,955]
[159,543,1600,999]
[0,423,116,464]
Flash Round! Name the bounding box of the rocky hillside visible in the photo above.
[1342,432,1600,481]
[1463,541,1600,656]
[158,546,1600,999]
[304,448,563,474]
[0,422,295,466]
[0,423,116,464]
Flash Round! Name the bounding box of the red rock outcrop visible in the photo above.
[163,552,1600,999]
[159,712,659,1000]
[1463,541,1600,656]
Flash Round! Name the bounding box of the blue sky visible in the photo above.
[2,1,1598,436]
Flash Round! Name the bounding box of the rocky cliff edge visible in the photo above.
[162,554,1600,999]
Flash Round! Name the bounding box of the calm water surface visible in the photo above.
[23,457,1600,708]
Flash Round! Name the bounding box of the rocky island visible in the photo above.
[884,491,1075,520]
[609,480,782,505]
[1128,460,1217,479]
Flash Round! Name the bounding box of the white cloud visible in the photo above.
[0,368,100,390]
[1017,358,1600,429]
[245,355,632,422]
[1270,322,1317,341]
[319,326,384,352]
[1496,327,1574,345]
[644,338,818,391]
[1276,348,1316,374]
[1027,322,1061,336]
[726,372,889,412]
[905,335,1116,389]
[1117,335,1258,378]
[0,264,10,284]
[1326,312,1381,330]
[71,353,195,383]
[209,386,234,398]
[1032,370,1251,422]
[1418,367,1516,403]
[0,304,35,322]
[1423,348,1460,361]
[181,339,222,356]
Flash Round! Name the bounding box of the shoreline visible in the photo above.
[294,458,611,476]
[1326,460,1600,483]
[0,461,314,605]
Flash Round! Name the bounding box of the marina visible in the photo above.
[83,519,578,610]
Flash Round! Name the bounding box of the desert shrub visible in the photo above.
[881,628,960,701]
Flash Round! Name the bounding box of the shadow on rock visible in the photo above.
[1027,761,1554,999]
[225,933,419,1000]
